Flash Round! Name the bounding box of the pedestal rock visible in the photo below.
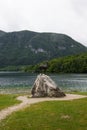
[31,74,66,97]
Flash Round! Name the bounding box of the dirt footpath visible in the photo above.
[0,94,87,121]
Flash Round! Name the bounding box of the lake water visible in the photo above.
[0,72,87,94]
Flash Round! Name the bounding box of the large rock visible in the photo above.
[31,74,66,97]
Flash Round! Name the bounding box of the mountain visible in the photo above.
[0,30,87,66]
[0,30,6,37]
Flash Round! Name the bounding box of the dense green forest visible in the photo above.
[22,53,87,73]
[0,53,87,73]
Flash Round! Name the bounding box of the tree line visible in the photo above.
[1,53,87,73]
[23,53,87,73]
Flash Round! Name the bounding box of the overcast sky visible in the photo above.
[0,0,87,46]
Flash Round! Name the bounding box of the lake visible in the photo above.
[0,72,87,94]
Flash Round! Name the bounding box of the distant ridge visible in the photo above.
[0,30,6,37]
[0,30,87,66]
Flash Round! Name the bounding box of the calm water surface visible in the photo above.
[0,72,87,94]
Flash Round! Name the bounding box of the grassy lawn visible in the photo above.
[0,95,87,130]
[0,94,20,110]
[66,91,87,95]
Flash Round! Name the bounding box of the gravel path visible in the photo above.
[0,94,87,121]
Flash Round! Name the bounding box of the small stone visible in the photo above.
[31,74,66,97]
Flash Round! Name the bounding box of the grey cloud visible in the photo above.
[71,0,87,16]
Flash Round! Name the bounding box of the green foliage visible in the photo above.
[21,65,35,72]
[47,53,87,73]
[0,66,21,71]
[29,53,87,73]
[0,97,87,130]
[4,52,87,73]
[0,94,20,110]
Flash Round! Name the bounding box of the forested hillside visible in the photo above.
[0,30,87,66]
[26,53,87,73]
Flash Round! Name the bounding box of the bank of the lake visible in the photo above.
[0,94,20,110]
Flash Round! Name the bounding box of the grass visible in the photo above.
[0,94,20,110]
[0,93,87,130]
[66,91,87,95]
